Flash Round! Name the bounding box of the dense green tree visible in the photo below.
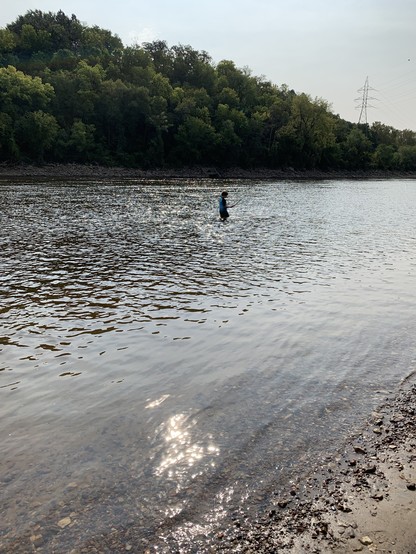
[44,68,79,126]
[215,118,242,165]
[397,129,416,146]
[0,29,17,53]
[341,127,373,169]
[370,122,398,148]
[171,116,217,164]
[261,97,291,165]
[65,119,97,161]
[172,86,212,121]
[72,61,105,120]
[273,95,335,168]
[80,26,123,66]
[142,40,173,76]
[0,112,18,159]
[7,10,83,53]
[170,44,216,92]
[0,65,54,117]
[216,61,257,110]
[94,78,130,159]
[18,24,52,55]
[395,145,416,170]
[111,45,152,83]
[217,87,240,109]
[372,144,396,169]
[15,110,59,161]
[49,48,78,71]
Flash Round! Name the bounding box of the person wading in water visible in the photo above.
[219,191,237,221]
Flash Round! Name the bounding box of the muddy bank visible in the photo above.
[1,163,416,181]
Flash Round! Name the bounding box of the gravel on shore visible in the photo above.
[213,375,416,554]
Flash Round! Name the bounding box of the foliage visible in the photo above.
[15,110,59,161]
[1,9,416,170]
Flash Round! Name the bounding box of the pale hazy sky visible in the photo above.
[2,0,416,131]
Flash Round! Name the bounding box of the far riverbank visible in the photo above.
[1,163,416,181]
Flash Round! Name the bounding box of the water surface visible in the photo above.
[1,178,416,551]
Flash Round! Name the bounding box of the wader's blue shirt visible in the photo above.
[219,196,229,218]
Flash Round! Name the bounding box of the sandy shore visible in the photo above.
[1,163,416,181]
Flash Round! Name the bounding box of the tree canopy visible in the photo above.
[1,9,415,170]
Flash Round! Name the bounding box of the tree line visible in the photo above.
[1,9,416,170]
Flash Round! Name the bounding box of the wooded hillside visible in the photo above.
[1,10,416,170]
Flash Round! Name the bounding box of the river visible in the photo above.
[1,178,416,551]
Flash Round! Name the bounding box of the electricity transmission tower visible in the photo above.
[355,76,377,125]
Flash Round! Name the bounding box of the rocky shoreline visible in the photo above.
[1,163,416,181]
[213,375,416,554]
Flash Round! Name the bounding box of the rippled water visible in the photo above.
[1,178,416,551]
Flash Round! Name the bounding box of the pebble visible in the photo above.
[359,535,373,545]
[57,517,71,528]
[67,482,78,489]
[30,534,44,547]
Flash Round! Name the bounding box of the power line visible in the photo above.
[354,61,416,130]
[355,76,377,125]
[374,88,416,130]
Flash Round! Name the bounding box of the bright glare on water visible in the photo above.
[1,178,416,551]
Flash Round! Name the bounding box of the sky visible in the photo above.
[2,0,416,131]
